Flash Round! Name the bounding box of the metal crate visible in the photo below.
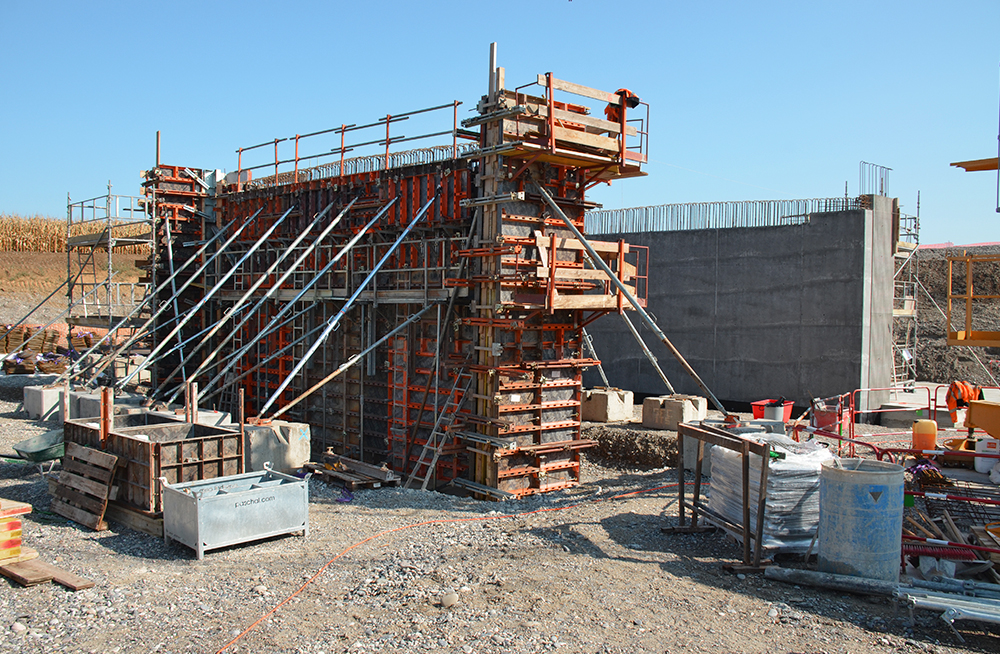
[160,464,309,559]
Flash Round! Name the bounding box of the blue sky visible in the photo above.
[1,1,997,245]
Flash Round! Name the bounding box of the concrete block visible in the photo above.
[24,385,63,421]
[243,420,311,473]
[581,388,633,422]
[642,394,708,430]
[682,436,713,477]
[72,391,103,419]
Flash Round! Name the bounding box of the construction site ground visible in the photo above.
[0,375,996,654]
[0,251,999,653]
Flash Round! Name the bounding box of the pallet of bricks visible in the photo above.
[1,326,68,374]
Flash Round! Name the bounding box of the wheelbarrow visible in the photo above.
[10,429,64,474]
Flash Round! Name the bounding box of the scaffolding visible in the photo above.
[892,209,920,388]
[126,53,652,498]
[65,187,154,331]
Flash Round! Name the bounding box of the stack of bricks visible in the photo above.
[0,499,31,565]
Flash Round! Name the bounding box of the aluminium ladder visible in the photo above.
[404,369,474,491]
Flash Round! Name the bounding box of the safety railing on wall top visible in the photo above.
[232,101,481,190]
[584,196,867,236]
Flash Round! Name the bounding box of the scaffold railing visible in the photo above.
[233,101,477,189]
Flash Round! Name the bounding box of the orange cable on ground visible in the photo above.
[215,480,694,653]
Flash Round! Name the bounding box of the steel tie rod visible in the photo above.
[87,208,265,385]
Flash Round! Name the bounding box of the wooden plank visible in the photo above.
[537,74,620,105]
[532,234,626,255]
[47,563,94,591]
[0,546,37,566]
[322,453,399,482]
[104,502,163,538]
[65,442,118,470]
[520,104,637,136]
[551,294,636,310]
[551,125,619,153]
[50,498,107,531]
[55,470,110,499]
[61,457,115,485]
[536,267,614,281]
[0,499,32,519]
[0,518,22,532]
[0,559,54,586]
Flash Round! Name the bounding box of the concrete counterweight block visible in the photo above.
[642,394,708,430]
[581,388,634,422]
[243,420,312,473]
[24,385,63,421]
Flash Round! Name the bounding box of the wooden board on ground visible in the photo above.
[0,558,94,590]
[304,461,401,491]
[48,442,118,531]
[104,501,163,538]
[0,559,54,586]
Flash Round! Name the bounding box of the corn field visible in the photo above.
[0,214,151,253]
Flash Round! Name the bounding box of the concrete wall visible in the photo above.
[584,199,894,409]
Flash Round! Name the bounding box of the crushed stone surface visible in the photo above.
[0,372,995,653]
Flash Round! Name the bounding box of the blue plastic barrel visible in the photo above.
[818,458,904,582]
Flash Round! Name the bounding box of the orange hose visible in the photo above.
[216,480,688,652]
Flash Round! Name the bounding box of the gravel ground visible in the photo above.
[1,374,997,654]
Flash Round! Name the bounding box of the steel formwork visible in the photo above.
[142,65,650,497]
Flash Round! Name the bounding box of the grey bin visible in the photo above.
[160,464,310,560]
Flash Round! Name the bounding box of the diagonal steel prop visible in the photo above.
[86,208,265,385]
[257,188,440,417]
[620,310,675,393]
[196,197,398,401]
[198,306,322,405]
[158,198,358,404]
[163,218,187,383]
[270,304,436,421]
[533,181,730,417]
[117,205,296,389]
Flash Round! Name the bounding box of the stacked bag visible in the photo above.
[708,433,834,553]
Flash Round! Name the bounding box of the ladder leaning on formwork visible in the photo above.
[404,369,475,491]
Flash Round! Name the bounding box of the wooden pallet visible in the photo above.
[305,455,401,491]
[49,442,118,531]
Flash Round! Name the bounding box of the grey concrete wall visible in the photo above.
[585,202,894,409]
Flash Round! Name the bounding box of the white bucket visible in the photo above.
[975,438,999,474]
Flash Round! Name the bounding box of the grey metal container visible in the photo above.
[160,464,310,560]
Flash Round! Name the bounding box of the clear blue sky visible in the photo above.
[2,1,997,246]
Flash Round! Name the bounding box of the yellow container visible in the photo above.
[912,419,938,451]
